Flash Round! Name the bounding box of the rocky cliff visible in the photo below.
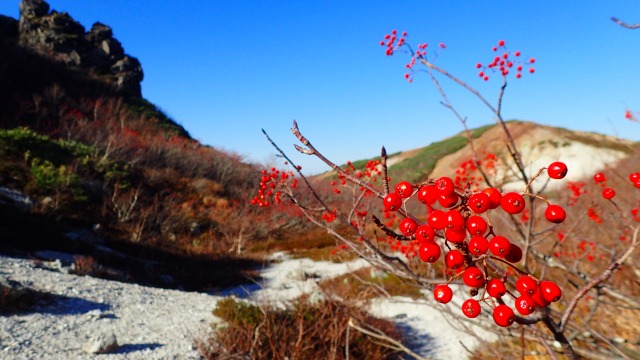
[7,0,143,97]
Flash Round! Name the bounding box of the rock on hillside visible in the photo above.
[15,0,143,97]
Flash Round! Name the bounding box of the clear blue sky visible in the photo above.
[2,1,639,174]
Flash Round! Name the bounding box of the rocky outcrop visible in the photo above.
[17,0,143,97]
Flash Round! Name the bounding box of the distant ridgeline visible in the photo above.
[0,0,143,97]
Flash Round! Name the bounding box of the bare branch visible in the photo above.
[290,121,384,199]
[559,225,640,332]
[612,17,640,29]
[348,318,431,360]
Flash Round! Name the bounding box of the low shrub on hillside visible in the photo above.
[197,296,404,359]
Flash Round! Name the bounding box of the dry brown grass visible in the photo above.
[197,295,404,360]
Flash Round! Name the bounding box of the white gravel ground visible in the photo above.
[0,255,219,360]
[0,252,489,359]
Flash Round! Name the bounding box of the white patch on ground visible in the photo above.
[249,252,370,305]
[502,140,627,192]
[367,288,497,360]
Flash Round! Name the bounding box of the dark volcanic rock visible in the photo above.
[16,0,144,97]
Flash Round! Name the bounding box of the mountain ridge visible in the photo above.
[327,120,637,190]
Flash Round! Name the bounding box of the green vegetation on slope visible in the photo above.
[389,123,495,183]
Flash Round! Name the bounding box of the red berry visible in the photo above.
[531,288,550,307]
[593,172,606,183]
[630,172,640,183]
[438,192,459,208]
[482,188,502,209]
[545,204,566,224]
[602,188,615,200]
[434,284,453,304]
[445,210,465,229]
[489,236,511,257]
[435,176,455,196]
[418,241,441,263]
[515,294,536,315]
[445,227,467,243]
[529,67,535,73]
[428,210,447,230]
[501,192,526,214]
[514,50,521,57]
[486,278,507,298]
[468,193,490,213]
[547,161,568,179]
[462,299,482,318]
[504,244,523,263]
[415,224,435,242]
[529,57,536,63]
[383,193,403,211]
[463,266,485,288]
[466,215,488,236]
[445,249,465,269]
[498,39,505,46]
[395,181,413,198]
[516,275,538,296]
[417,185,438,204]
[539,280,562,302]
[493,304,515,327]
[468,235,489,256]
[399,217,419,236]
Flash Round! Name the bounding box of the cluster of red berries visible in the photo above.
[593,171,640,201]
[566,181,587,206]
[587,207,603,224]
[475,40,535,81]
[251,167,297,207]
[454,153,498,191]
[381,29,407,57]
[624,109,638,122]
[380,162,567,327]
[380,30,447,83]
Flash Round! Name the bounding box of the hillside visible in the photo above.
[0,0,274,290]
[339,120,637,189]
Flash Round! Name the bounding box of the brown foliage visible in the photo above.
[197,296,404,360]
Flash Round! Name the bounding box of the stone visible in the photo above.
[82,333,118,354]
[20,0,49,18]
[86,22,112,43]
[111,56,143,96]
[16,0,144,97]
[100,38,124,57]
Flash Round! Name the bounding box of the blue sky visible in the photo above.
[2,1,639,174]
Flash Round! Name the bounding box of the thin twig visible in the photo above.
[612,17,640,29]
[348,318,431,360]
[559,225,640,332]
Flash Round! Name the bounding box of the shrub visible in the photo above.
[199,296,404,359]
